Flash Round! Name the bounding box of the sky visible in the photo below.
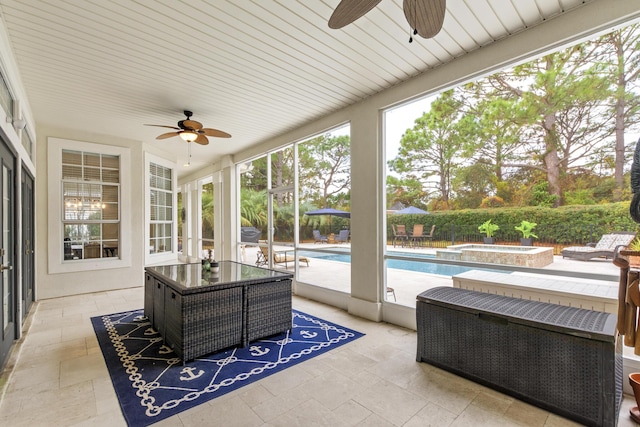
[384,96,434,164]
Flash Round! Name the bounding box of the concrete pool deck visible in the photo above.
[240,243,619,308]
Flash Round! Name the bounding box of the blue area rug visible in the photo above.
[91,309,364,427]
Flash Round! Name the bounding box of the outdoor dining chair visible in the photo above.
[392,224,409,247]
[335,229,350,243]
[313,230,328,243]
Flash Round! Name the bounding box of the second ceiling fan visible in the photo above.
[145,110,231,145]
[328,0,446,40]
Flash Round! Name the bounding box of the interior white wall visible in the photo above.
[35,125,147,299]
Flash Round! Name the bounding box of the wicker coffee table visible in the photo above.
[145,261,293,361]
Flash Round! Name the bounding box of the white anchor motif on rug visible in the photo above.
[250,345,270,356]
[159,345,172,355]
[180,367,204,381]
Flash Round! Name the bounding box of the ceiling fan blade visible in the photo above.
[156,132,179,140]
[404,0,446,39]
[194,134,209,145]
[201,128,232,138]
[328,0,382,29]
[145,124,181,130]
[182,119,203,130]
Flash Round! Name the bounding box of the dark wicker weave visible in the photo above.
[144,262,293,362]
[416,287,621,427]
[245,279,292,345]
[144,273,155,325]
[164,285,244,361]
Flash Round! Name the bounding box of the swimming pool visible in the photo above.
[299,250,498,276]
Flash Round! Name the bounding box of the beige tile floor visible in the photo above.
[0,286,638,427]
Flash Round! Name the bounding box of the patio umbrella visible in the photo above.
[394,206,429,214]
[304,208,351,231]
[304,208,351,219]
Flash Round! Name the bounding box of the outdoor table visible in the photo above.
[144,261,293,361]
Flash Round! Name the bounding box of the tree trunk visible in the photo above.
[542,113,563,207]
[613,33,627,200]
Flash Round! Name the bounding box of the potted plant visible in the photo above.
[515,220,538,246]
[478,220,499,244]
[623,237,640,267]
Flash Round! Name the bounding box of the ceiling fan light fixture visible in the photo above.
[180,131,198,142]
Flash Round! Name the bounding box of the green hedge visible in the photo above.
[388,202,639,244]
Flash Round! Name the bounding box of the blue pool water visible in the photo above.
[299,250,496,276]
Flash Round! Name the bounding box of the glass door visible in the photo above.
[267,146,297,271]
[268,188,296,270]
[21,168,34,318]
[0,138,15,368]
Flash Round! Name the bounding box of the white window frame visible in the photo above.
[47,138,131,273]
[144,153,177,265]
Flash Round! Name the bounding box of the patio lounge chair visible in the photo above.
[561,232,635,261]
[257,245,310,267]
[335,229,350,243]
[313,230,328,243]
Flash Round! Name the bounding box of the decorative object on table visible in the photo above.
[210,260,219,273]
[514,220,538,246]
[478,219,499,244]
[91,309,364,427]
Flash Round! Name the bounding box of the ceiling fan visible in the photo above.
[145,110,231,145]
[328,0,446,41]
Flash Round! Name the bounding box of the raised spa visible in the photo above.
[436,244,554,268]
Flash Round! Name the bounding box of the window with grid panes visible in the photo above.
[62,150,120,260]
[0,72,13,122]
[149,163,173,254]
[21,128,33,160]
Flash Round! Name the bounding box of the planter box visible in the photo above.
[520,238,533,246]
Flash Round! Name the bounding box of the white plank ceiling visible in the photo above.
[0,0,606,174]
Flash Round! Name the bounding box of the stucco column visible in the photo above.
[215,156,238,262]
[348,104,383,321]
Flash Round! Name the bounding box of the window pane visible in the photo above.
[0,72,13,121]
[62,149,120,261]
[103,185,118,202]
[84,167,101,181]
[102,169,119,183]
[202,182,214,242]
[271,147,294,189]
[102,223,119,239]
[84,153,100,167]
[296,126,351,291]
[102,204,118,220]
[102,154,119,169]
[148,162,173,254]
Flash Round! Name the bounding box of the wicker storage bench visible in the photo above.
[416,287,622,427]
[145,261,292,361]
